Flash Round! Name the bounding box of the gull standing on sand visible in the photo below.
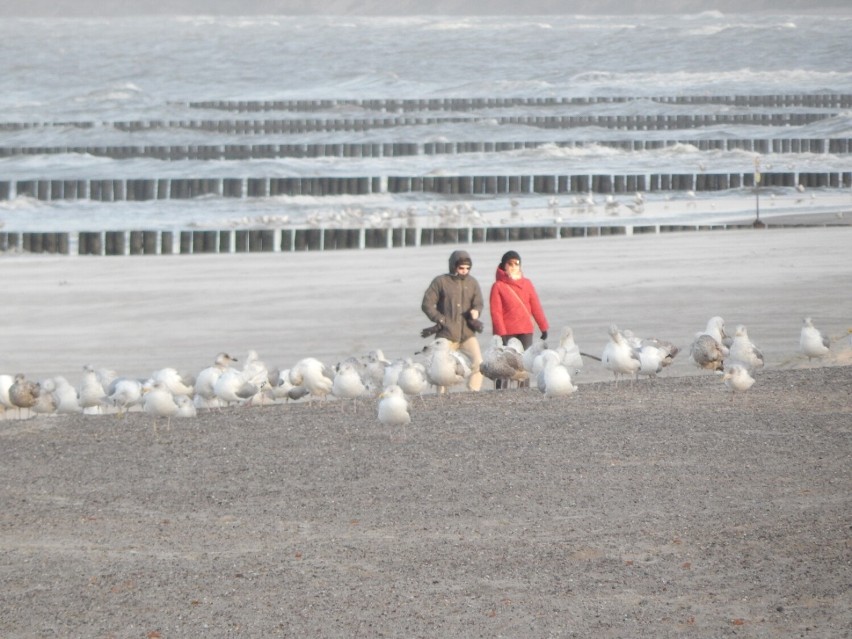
[9,373,40,418]
[689,316,729,371]
[480,335,528,389]
[0,373,14,418]
[601,325,641,384]
[800,317,830,362]
[554,326,584,375]
[194,352,238,410]
[721,364,755,400]
[289,357,335,403]
[422,337,470,394]
[332,359,368,412]
[727,324,765,373]
[142,381,179,431]
[396,358,430,401]
[623,330,680,379]
[536,349,578,398]
[78,365,109,414]
[377,384,411,434]
[107,377,145,416]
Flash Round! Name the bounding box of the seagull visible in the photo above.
[422,337,468,393]
[623,330,680,378]
[800,317,830,362]
[214,367,262,407]
[175,395,197,418]
[142,381,179,432]
[240,350,271,405]
[289,357,335,403]
[50,376,81,414]
[151,367,194,398]
[106,377,145,417]
[31,378,58,416]
[522,337,548,376]
[535,349,578,398]
[727,324,764,373]
[396,358,430,401]
[377,384,411,439]
[332,359,368,412]
[0,374,15,418]
[480,335,528,389]
[554,326,584,374]
[689,317,729,371]
[265,368,310,403]
[78,365,108,414]
[721,364,755,400]
[194,352,238,410]
[601,325,640,384]
[362,349,391,395]
[9,373,41,418]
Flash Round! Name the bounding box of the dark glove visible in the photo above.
[421,323,441,338]
[541,330,548,341]
[467,318,484,333]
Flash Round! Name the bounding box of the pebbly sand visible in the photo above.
[1,224,851,637]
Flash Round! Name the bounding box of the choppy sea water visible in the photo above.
[1,12,851,233]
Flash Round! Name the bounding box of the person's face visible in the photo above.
[456,264,471,275]
[505,259,520,273]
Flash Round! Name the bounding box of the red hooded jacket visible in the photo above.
[489,266,549,336]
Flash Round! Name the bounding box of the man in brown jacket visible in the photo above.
[420,249,484,391]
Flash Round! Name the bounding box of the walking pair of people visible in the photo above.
[420,249,548,391]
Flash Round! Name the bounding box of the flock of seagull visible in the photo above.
[0,317,842,430]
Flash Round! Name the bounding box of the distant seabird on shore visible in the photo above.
[800,317,830,362]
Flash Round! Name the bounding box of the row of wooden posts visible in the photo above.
[1,223,801,256]
[0,112,836,134]
[2,137,849,161]
[186,94,852,112]
[3,171,850,202]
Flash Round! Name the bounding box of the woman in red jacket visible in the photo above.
[489,250,549,388]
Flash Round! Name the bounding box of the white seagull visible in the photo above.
[289,357,335,403]
[601,325,640,384]
[721,364,755,400]
[536,349,578,398]
[799,317,830,362]
[377,384,411,437]
[332,359,368,412]
[194,352,238,410]
[142,381,179,432]
[422,337,469,393]
[727,324,765,373]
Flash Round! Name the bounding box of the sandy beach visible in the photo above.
[1,225,851,637]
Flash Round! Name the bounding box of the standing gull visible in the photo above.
[480,335,528,389]
[142,381,179,432]
[800,317,830,362]
[689,316,729,372]
[332,359,368,413]
[377,384,411,440]
[727,324,765,374]
[601,325,640,384]
[194,352,238,411]
[9,373,40,419]
[422,337,469,394]
[721,365,755,400]
[535,349,578,398]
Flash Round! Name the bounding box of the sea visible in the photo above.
[1,11,851,234]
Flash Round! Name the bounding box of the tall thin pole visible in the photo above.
[754,157,763,227]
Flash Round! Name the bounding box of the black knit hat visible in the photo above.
[500,250,521,269]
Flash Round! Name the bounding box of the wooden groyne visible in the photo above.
[4,171,850,202]
[0,112,839,135]
[184,94,852,112]
[2,220,849,257]
[2,137,849,161]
